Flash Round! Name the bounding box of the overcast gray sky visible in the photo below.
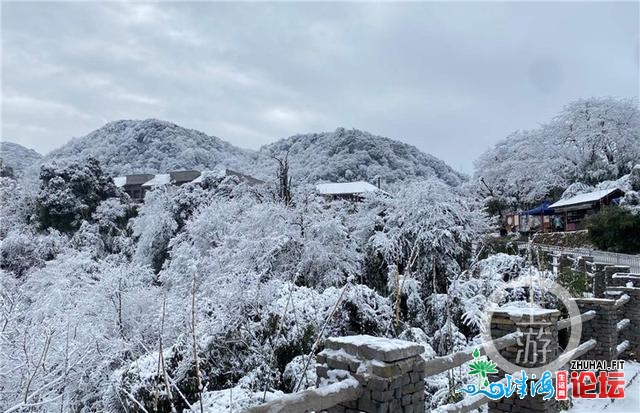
[2,1,638,172]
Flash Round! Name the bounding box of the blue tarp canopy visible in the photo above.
[520,201,555,215]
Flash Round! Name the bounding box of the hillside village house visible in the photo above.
[114,168,264,202]
[548,187,625,231]
[113,173,154,201]
[503,187,625,234]
[315,181,388,201]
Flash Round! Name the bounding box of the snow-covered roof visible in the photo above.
[169,170,200,183]
[113,176,126,187]
[316,181,381,195]
[549,188,621,209]
[191,169,225,183]
[142,173,170,187]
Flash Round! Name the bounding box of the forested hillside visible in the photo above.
[256,128,466,186]
[41,121,464,188]
[0,141,42,177]
[44,119,252,176]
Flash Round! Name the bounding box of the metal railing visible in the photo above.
[517,242,640,272]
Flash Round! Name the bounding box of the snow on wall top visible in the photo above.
[549,187,620,209]
[491,306,561,317]
[316,181,381,195]
[324,335,423,362]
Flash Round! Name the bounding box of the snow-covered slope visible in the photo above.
[0,141,42,177]
[256,128,465,186]
[44,119,252,175]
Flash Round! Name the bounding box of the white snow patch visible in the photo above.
[328,334,419,353]
[185,386,284,412]
[191,169,227,183]
[142,173,170,187]
[316,181,381,195]
[495,305,559,317]
[113,176,126,187]
[617,319,631,332]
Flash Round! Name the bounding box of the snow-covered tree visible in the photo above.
[476,97,640,212]
[0,252,160,411]
[549,97,640,185]
[367,179,490,299]
[35,158,126,232]
[132,188,178,272]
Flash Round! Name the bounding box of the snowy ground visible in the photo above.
[564,361,640,413]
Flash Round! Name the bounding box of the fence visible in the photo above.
[517,242,640,273]
[244,256,640,413]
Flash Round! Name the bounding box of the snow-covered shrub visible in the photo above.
[0,227,66,277]
[336,283,393,336]
[630,164,640,191]
[35,158,125,232]
[115,338,204,413]
[132,188,178,272]
[0,250,160,412]
[367,178,490,300]
[0,176,36,238]
[446,253,527,337]
[91,197,136,255]
[620,190,640,214]
[398,327,436,359]
[587,206,640,253]
[282,355,317,392]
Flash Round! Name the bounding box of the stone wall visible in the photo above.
[608,286,640,360]
[587,262,608,297]
[604,265,630,288]
[488,308,561,413]
[317,335,426,413]
[574,297,620,361]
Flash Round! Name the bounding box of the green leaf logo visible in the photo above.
[467,348,498,389]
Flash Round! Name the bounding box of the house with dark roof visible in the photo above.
[114,173,155,201]
[192,168,265,187]
[114,169,263,202]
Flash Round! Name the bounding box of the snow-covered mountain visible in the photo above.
[43,120,464,187]
[257,128,465,186]
[44,119,252,176]
[0,141,42,177]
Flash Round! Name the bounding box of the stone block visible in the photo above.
[371,389,393,402]
[325,335,424,362]
[410,372,421,383]
[368,376,391,392]
[402,394,411,406]
[375,401,389,413]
